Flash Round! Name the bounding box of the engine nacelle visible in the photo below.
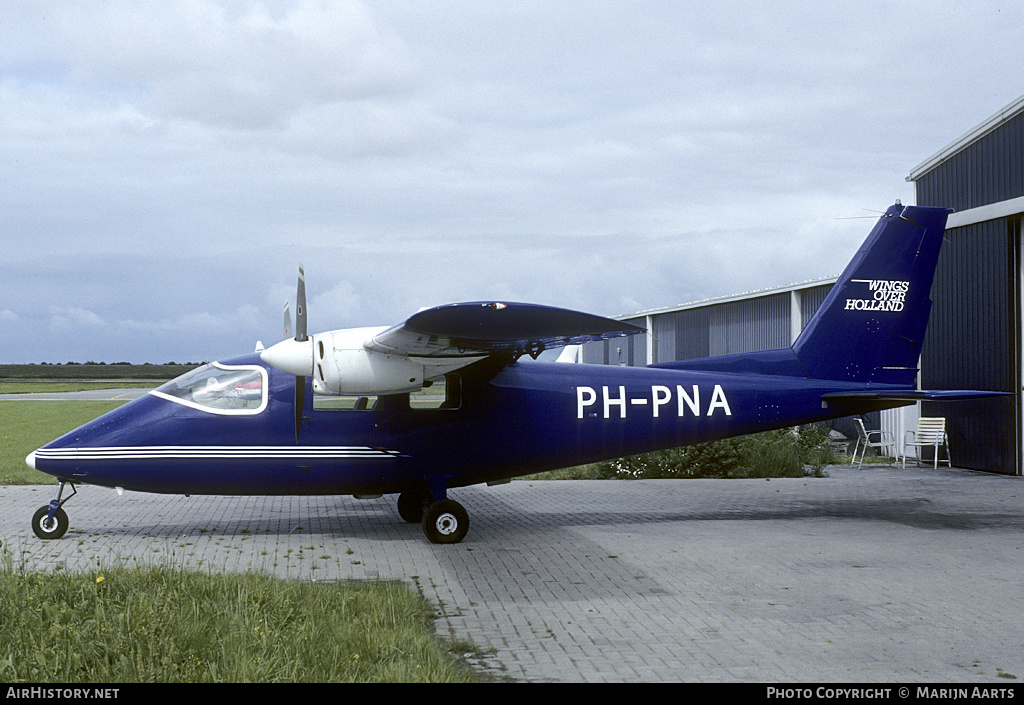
[312,327,425,396]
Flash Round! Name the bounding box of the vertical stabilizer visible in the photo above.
[792,203,951,385]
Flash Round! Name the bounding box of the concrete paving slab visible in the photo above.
[2,464,1022,683]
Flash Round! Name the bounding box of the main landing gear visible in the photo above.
[32,482,76,540]
[397,487,470,544]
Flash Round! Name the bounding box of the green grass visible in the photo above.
[0,363,197,380]
[0,550,478,683]
[0,400,126,484]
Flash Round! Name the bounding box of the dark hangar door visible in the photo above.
[921,217,1021,475]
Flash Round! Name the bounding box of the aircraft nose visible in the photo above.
[26,451,37,470]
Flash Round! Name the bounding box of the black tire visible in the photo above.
[422,499,469,544]
[397,489,430,523]
[32,505,68,540]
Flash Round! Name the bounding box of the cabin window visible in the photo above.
[151,362,268,415]
[313,394,379,411]
[412,374,462,410]
[311,374,462,411]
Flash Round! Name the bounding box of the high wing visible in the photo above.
[366,301,645,360]
[261,297,644,397]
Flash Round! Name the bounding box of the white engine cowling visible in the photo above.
[312,327,425,396]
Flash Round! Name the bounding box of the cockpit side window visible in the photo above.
[151,363,268,415]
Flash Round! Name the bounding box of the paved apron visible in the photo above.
[2,464,1022,682]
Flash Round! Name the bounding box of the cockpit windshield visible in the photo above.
[151,362,268,415]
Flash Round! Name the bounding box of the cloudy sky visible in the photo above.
[2,1,1022,364]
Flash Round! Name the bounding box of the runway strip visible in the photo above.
[1,388,151,401]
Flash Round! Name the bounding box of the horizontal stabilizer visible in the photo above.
[822,389,1013,408]
[367,302,644,359]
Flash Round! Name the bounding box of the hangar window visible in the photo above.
[151,362,268,415]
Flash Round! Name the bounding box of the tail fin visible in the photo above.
[792,202,951,384]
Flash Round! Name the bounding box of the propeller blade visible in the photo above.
[295,375,305,443]
[259,264,312,443]
[294,266,307,441]
[295,264,307,342]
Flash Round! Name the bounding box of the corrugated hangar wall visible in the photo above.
[583,285,834,368]
[913,109,1024,210]
[649,294,793,362]
[919,218,1019,473]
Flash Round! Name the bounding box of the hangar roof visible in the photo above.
[619,276,838,320]
[907,92,1024,182]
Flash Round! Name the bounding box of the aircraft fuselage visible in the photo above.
[30,352,894,497]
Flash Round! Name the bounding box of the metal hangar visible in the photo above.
[907,93,1024,475]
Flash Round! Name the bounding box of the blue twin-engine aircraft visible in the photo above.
[27,203,1007,543]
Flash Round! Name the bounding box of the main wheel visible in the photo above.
[422,499,469,544]
[397,489,430,523]
[32,505,68,540]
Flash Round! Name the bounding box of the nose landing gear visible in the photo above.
[31,482,75,540]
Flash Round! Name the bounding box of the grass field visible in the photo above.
[0,363,197,380]
[0,364,166,482]
[0,381,156,394]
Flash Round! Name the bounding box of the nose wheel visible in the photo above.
[32,506,69,539]
[31,482,75,540]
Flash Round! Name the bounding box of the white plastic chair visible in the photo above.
[901,417,950,469]
[852,418,894,466]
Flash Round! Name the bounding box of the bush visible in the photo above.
[600,426,835,480]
